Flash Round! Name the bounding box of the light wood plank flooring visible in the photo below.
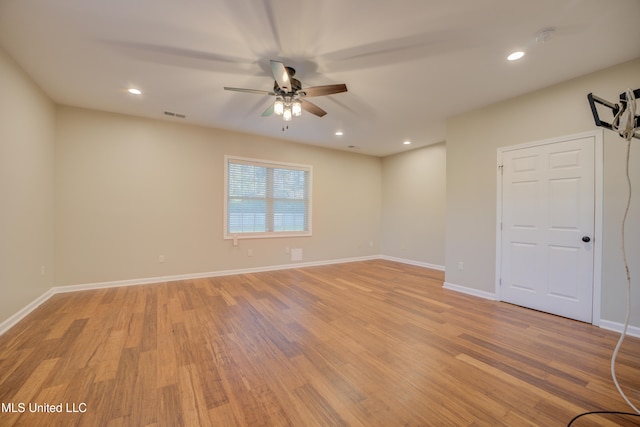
[0,260,639,426]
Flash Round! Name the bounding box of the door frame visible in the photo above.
[495,130,603,325]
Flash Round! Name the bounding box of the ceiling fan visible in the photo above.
[224,60,347,121]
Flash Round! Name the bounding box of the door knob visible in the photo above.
[582,236,591,243]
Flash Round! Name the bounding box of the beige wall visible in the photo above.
[3,38,637,330]
[0,47,56,324]
[54,107,382,286]
[446,58,640,326]
[381,143,446,266]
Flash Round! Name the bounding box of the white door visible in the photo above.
[499,136,595,322]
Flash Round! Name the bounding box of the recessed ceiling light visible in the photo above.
[507,51,525,61]
[403,140,412,145]
[335,131,344,136]
[128,88,142,95]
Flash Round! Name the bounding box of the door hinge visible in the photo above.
[498,164,504,175]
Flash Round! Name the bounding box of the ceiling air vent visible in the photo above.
[164,111,186,119]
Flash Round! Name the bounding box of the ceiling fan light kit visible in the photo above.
[283,107,292,121]
[273,97,302,121]
[274,98,284,115]
[292,100,302,117]
[224,60,347,122]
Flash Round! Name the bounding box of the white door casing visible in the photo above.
[496,131,603,323]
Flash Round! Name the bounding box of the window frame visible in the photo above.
[223,155,313,240]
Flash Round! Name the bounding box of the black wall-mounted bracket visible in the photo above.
[587,88,640,140]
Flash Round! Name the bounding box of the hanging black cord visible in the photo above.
[567,410,640,426]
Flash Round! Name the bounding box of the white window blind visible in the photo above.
[224,156,312,238]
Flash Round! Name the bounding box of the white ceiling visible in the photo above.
[1,0,639,156]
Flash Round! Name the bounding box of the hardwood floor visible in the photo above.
[0,260,639,426]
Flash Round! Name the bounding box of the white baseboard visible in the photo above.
[598,319,640,338]
[443,281,497,301]
[379,255,445,271]
[52,255,381,294]
[0,288,55,335]
[0,255,379,335]
[6,257,637,340]
[443,284,640,338]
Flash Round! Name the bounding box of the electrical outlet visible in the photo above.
[159,255,165,263]
[40,265,45,276]
[457,261,464,270]
[247,249,253,257]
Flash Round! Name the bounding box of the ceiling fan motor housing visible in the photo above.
[274,73,302,95]
[224,60,347,119]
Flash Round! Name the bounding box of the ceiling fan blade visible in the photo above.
[301,99,327,117]
[104,40,258,74]
[224,87,274,96]
[270,60,292,92]
[262,104,274,117]
[300,84,348,97]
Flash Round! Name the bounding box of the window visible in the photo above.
[224,156,312,238]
